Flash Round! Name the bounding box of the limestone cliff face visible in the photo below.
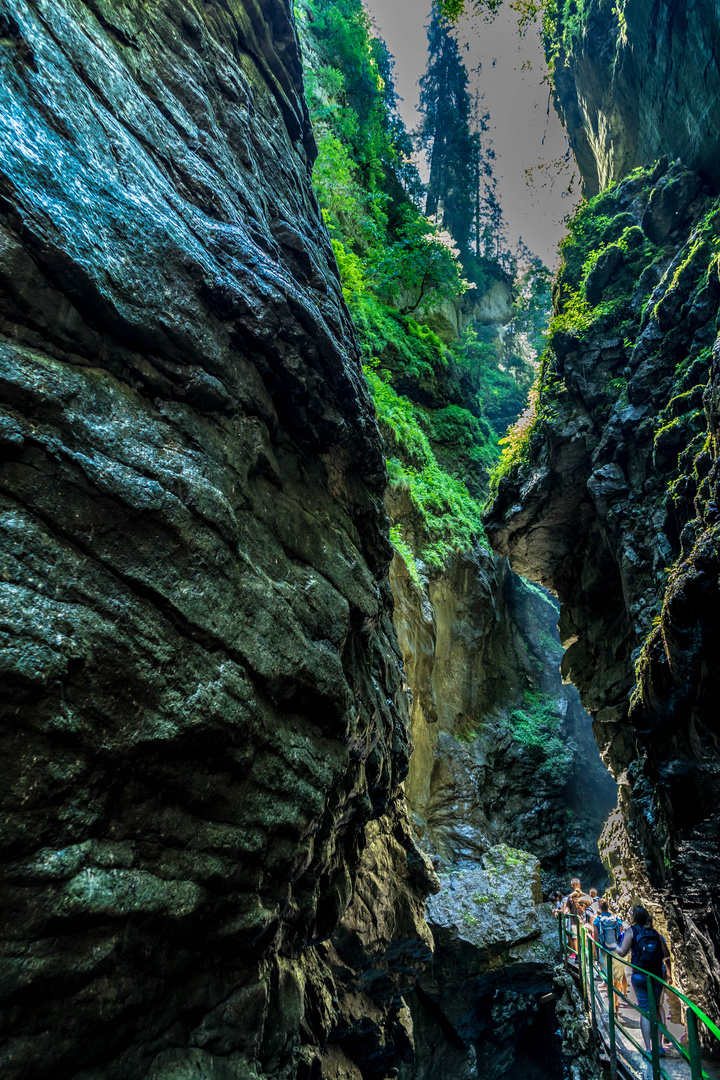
[391,547,614,899]
[548,0,720,196]
[485,158,720,1018]
[0,2,431,1077]
[400,845,564,1080]
[421,279,513,345]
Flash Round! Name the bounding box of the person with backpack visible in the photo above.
[593,899,627,1001]
[616,905,672,1055]
[564,886,583,959]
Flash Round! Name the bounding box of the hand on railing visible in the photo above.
[556,911,719,1080]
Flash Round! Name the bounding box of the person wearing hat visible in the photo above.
[576,894,595,927]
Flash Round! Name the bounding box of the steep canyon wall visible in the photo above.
[392,549,611,894]
[488,0,720,1021]
[0,2,434,1077]
[0,2,625,1077]
[549,0,720,196]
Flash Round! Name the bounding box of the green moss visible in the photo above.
[487,365,549,492]
[654,239,712,322]
[386,455,488,567]
[365,371,488,568]
[353,295,450,388]
[389,525,421,588]
[507,690,574,779]
[364,368,431,464]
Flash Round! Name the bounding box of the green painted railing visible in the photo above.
[558,912,720,1080]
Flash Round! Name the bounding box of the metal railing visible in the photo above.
[558,912,720,1080]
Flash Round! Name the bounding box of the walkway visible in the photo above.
[559,916,720,1080]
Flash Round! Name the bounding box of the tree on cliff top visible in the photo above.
[418,3,476,254]
[418,3,515,279]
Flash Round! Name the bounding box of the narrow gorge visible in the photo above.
[1,1,719,1079]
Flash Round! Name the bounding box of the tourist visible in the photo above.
[577,895,595,941]
[553,891,563,918]
[576,894,594,924]
[564,883,583,957]
[648,914,675,1037]
[561,879,582,957]
[568,893,594,960]
[587,888,600,918]
[562,878,582,915]
[593,899,627,1003]
[616,905,672,1056]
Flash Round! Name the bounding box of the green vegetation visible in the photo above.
[489,166,664,491]
[298,0,548,581]
[507,690,574,778]
[368,371,489,568]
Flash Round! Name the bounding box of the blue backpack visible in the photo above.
[632,926,664,977]
[596,912,622,949]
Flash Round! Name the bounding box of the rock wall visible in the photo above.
[399,845,565,1080]
[0,2,432,1077]
[487,0,720,1022]
[485,158,720,1019]
[548,0,720,196]
[391,547,614,899]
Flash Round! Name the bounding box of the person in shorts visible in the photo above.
[593,899,626,1002]
[616,905,672,1055]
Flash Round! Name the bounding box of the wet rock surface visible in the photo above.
[391,548,615,898]
[549,0,720,196]
[485,160,720,1019]
[400,845,565,1080]
[0,2,429,1077]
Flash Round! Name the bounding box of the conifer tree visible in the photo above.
[418,3,476,254]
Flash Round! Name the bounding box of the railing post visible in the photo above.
[577,920,586,1004]
[607,951,618,1080]
[687,1009,703,1080]
[589,935,597,1034]
[559,911,565,962]
[647,977,661,1079]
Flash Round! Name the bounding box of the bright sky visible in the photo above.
[362,0,580,266]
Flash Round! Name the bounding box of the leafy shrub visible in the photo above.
[389,525,422,587]
[353,296,450,388]
[508,690,574,778]
[331,239,366,302]
[365,371,488,568]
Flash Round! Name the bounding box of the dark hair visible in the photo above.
[554,891,562,900]
[599,899,609,912]
[631,905,651,926]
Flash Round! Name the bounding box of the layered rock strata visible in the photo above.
[486,159,720,1019]
[0,1,432,1077]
